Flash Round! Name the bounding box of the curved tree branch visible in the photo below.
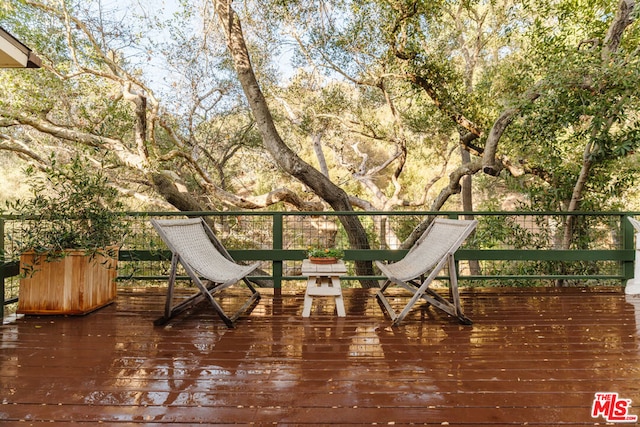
[482,91,541,176]
[402,158,483,248]
[602,0,636,60]
[1,110,147,170]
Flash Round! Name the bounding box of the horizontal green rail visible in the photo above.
[456,249,633,261]
[116,248,634,282]
[119,249,634,265]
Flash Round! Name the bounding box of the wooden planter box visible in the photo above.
[17,247,118,315]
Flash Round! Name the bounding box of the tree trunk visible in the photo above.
[460,147,481,275]
[212,0,376,286]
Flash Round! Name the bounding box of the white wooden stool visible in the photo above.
[301,259,347,317]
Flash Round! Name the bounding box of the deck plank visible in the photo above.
[2,286,640,425]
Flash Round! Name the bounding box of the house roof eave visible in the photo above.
[0,26,42,69]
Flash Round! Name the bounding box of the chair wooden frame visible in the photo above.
[151,218,261,327]
[375,218,477,326]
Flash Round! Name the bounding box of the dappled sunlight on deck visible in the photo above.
[1,286,640,425]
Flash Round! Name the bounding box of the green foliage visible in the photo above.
[5,155,129,258]
[307,247,344,259]
[489,0,640,213]
[3,0,640,233]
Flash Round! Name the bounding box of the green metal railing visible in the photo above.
[2,211,638,321]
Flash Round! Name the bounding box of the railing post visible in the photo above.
[272,212,283,291]
[624,214,640,294]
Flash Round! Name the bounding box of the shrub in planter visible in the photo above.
[307,247,344,264]
[6,156,129,314]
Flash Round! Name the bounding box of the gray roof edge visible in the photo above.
[0,25,42,68]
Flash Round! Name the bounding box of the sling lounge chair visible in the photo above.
[151,218,261,327]
[375,218,477,326]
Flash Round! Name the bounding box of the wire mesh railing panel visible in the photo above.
[472,214,623,251]
[118,213,275,282]
[2,218,26,261]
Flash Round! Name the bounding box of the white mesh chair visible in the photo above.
[376,218,477,326]
[151,218,261,327]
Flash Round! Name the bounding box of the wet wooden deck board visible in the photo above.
[2,286,640,425]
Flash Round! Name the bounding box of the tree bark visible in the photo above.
[212,0,376,286]
[602,0,636,61]
[152,173,206,212]
[482,91,540,176]
[311,132,330,177]
[460,147,481,275]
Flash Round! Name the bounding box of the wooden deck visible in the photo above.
[2,285,640,426]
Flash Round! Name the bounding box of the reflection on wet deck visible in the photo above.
[2,286,640,425]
